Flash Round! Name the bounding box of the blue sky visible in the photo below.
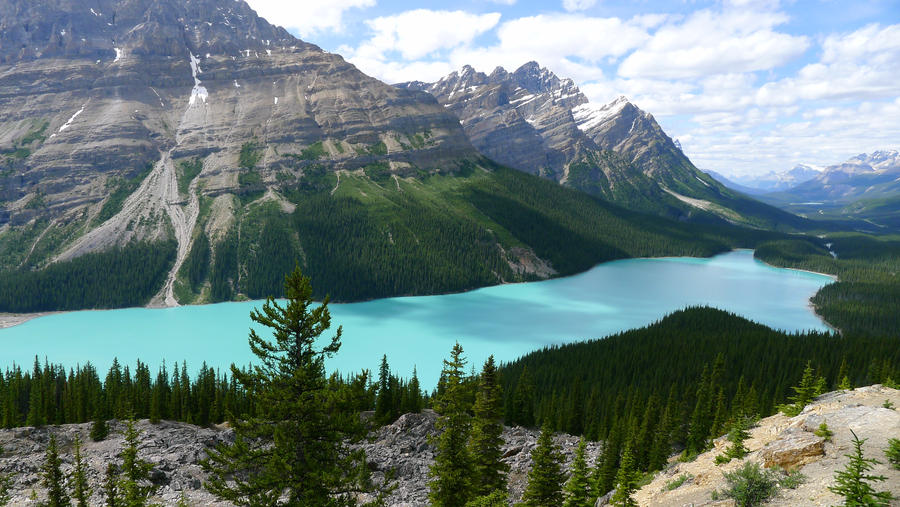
[244,0,900,177]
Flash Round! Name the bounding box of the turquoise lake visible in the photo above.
[0,250,834,387]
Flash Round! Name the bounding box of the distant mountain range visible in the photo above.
[399,64,807,229]
[707,150,900,230]
[2,0,800,312]
[708,164,823,194]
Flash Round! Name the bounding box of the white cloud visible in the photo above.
[245,0,375,37]
[440,14,648,83]
[347,12,646,84]
[756,23,900,105]
[562,0,597,12]
[618,8,808,79]
[360,10,501,61]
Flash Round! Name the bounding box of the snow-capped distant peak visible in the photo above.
[572,96,631,132]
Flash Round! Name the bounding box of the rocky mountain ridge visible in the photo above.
[400,63,808,229]
[0,0,479,305]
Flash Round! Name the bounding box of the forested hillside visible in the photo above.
[755,233,900,336]
[497,307,899,494]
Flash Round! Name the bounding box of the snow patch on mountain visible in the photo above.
[572,96,630,132]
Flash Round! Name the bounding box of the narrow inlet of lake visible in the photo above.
[0,250,834,387]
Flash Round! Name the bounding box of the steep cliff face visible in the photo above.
[0,0,479,304]
[402,63,807,229]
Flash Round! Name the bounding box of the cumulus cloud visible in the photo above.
[562,0,597,12]
[756,23,900,105]
[618,8,808,79]
[244,0,375,37]
[358,10,501,61]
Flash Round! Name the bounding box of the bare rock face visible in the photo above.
[0,0,476,272]
[758,428,825,469]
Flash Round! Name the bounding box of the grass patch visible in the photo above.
[299,141,326,160]
[664,473,693,491]
[239,141,263,169]
[177,158,203,196]
[367,141,387,156]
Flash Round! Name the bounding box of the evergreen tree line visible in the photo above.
[0,353,428,431]
[0,241,175,313]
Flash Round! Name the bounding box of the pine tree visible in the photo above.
[90,404,108,442]
[716,417,751,464]
[836,358,849,390]
[610,443,639,507]
[648,386,678,471]
[202,267,373,506]
[375,355,392,424]
[429,342,474,507]
[563,438,593,507]
[594,423,622,496]
[40,435,70,507]
[103,464,118,507]
[118,419,155,506]
[69,437,92,507]
[521,422,565,506]
[469,355,508,498]
[685,364,711,455]
[828,430,894,505]
[782,361,826,416]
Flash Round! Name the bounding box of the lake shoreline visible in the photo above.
[0,249,837,331]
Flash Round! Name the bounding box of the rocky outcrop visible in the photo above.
[360,410,601,505]
[0,419,233,506]
[758,428,825,469]
[635,385,900,506]
[0,411,600,506]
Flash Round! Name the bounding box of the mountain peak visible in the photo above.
[571,95,636,132]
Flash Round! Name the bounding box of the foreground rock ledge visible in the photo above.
[635,385,900,506]
[0,411,600,506]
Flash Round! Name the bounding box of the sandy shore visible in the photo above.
[0,312,60,330]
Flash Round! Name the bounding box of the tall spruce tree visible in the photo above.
[563,438,593,507]
[117,420,155,506]
[521,422,565,506]
[610,443,639,507]
[429,342,474,507]
[375,355,392,424]
[202,267,373,506]
[69,437,92,507]
[469,355,508,497]
[40,435,70,507]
